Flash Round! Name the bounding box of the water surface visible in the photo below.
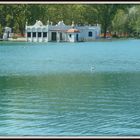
[0,39,140,136]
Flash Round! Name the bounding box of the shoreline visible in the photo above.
[8,37,26,42]
[0,37,139,43]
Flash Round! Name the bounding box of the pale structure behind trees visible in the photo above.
[3,27,12,40]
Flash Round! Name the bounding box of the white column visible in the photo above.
[47,30,51,42]
[65,33,67,42]
[47,31,49,42]
[41,32,43,42]
[57,32,60,42]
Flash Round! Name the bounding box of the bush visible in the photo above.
[12,36,18,39]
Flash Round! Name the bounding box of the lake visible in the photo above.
[0,39,140,136]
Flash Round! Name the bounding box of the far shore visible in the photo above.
[8,37,26,42]
[0,37,139,43]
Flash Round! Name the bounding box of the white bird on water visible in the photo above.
[90,65,95,72]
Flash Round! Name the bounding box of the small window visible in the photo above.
[43,32,47,37]
[27,32,31,37]
[38,32,41,37]
[33,32,36,37]
[88,31,92,37]
[69,34,72,37]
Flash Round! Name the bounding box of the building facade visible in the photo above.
[25,20,101,42]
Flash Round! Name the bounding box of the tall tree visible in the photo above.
[95,4,118,38]
[112,9,128,36]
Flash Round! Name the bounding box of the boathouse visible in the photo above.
[25,20,101,42]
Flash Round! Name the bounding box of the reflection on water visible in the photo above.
[0,40,140,136]
[1,73,140,136]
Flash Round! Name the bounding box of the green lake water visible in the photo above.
[0,39,140,136]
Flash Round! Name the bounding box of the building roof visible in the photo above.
[49,29,67,32]
[66,29,80,33]
[34,20,43,26]
[57,21,65,26]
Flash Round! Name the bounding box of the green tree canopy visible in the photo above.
[0,4,140,38]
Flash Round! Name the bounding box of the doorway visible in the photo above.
[76,34,79,41]
[51,32,57,41]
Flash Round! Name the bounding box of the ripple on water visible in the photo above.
[1,40,140,135]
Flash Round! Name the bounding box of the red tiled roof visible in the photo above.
[66,29,80,33]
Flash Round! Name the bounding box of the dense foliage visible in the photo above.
[0,4,140,38]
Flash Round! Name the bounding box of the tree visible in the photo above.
[0,24,3,38]
[95,4,119,38]
[83,5,98,25]
[127,5,140,37]
[0,4,139,38]
[112,9,128,36]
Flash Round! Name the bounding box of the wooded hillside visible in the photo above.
[0,4,140,38]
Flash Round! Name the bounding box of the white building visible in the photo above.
[3,27,12,40]
[25,20,101,42]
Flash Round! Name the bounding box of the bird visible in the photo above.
[90,65,95,72]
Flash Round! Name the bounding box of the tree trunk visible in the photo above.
[104,30,106,38]
[103,24,107,38]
